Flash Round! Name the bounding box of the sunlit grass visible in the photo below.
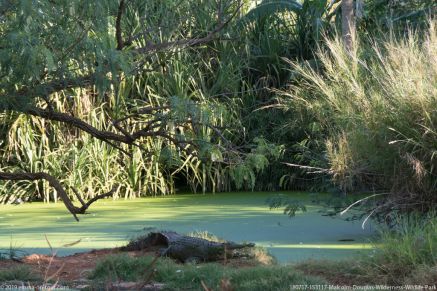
[284,20,437,200]
[89,254,326,290]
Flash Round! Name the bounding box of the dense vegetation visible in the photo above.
[281,19,437,222]
[2,0,435,216]
[1,0,437,288]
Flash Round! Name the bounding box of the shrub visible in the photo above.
[296,214,437,285]
[284,21,437,217]
[367,214,437,284]
[0,266,40,282]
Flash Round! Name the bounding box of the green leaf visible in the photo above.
[240,0,302,24]
[41,47,56,72]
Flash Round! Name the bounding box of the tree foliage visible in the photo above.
[0,0,283,219]
[1,0,434,221]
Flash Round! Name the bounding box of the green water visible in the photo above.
[0,192,376,263]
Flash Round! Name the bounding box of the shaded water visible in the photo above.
[0,192,375,263]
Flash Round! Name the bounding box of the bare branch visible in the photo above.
[0,172,116,221]
[12,74,94,102]
[23,106,198,156]
[25,106,134,143]
[70,186,86,207]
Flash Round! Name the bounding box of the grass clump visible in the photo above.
[297,214,437,285]
[89,254,154,283]
[283,20,437,217]
[246,246,277,265]
[0,266,40,282]
[0,247,27,262]
[89,254,325,290]
[365,214,437,284]
[296,259,368,285]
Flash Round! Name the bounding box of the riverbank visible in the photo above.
[2,211,437,289]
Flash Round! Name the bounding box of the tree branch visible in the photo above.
[25,106,133,143]
[23,106,198,155]
[12,75,94,102]
[116,0,126,50]
[0,1,244,219]
[134,2,242,55]
[3,2,243,104]
[0,172,115,221]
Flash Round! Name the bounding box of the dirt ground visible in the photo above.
[0,247,159,283]
[0,246,260,287]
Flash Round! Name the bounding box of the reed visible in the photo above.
[283,20,437,213]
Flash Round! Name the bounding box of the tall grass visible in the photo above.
[370,214,437,282]
[0,68,236,202]
[1,0,298,202]
[282,20,437,213]
[296,213,437,285]
[0,20,278,202]
[6,1,430,202]
[0,266,40,282]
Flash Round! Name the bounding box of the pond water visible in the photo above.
[0,192,376,263]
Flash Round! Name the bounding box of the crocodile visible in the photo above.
[121,231,255,263]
